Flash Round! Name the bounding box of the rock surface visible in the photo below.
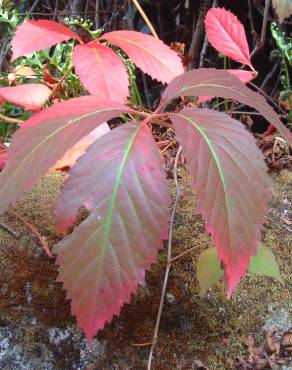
[0,170,291,369]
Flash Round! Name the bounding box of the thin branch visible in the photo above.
[248,81,286,114]
[95,0,100,29]
[141,72,151,110]
[8,210,53,258]
[0,220,21,239]
[188,0,212,69]
[248,0,256,36]
[50,65,72,98]
[53,0,59,20]
[147,146,183,370]
[29,0,42,13]
[171,242,208,264]
[0,113,23,125]
[131,0,159,39]
[251,0,271,58]
[260,59,280,90]
[199,0,218,68]
[231,111,262,115]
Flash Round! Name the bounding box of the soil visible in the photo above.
[0,169,291,370]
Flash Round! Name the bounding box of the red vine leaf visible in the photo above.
[162,68,292,145]
[12,20,81,61]
[73,42,129,102]
[0,96,125,214]
[170,108,271,296]
[100,30,184,84]
[0,84,51,110]
[54,122,170,342]
[53,122,110,170]
[205,8,252,68]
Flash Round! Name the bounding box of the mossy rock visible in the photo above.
[0,170,291,369]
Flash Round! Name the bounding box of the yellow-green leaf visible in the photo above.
[248,243,284,285]
[196,248,224,296]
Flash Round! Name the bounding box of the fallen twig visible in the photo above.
[0,220,21,239]
[8,210,53,258]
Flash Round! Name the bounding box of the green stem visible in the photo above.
[282,59,292,115]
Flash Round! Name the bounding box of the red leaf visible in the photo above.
[53,122,110,170]
[100,30,184,84]
[205,8,252,68]
[198,69,255,104]
[228,69,256,83]
[0,97,126,214]
[73,42,129,102]
[0,84,51,111]
[54,122,170,342]
[162,68,292,146]
[12,20,81,61]
[170,108,271,295]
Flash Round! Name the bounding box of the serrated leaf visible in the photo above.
[52,122,110,170]
[205,8,252,68]
[100,30,184,84]
[169,108,271,296]
[12,20,81,61]
[0,97,125,214]
[53,122,170,342]
[248,243,284,284]
[197,248,224,296]
[0,84,51,110]
[162,68,292,146]
[72,42,129,102]
[272,0,292,23]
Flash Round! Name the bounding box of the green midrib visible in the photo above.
[2,107,119,194]
[164,83,247,106]
[89,124,141,309]
[178,113,227,189]
[102,124,140,249]
[177,113,232,256]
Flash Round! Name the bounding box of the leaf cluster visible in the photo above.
[0,7,291,343]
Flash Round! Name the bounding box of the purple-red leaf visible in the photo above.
[100,30,184,84]
[72,42,129,102]
[54,122,170,342]
[0,84,51,110]
[162,68,292,146]
[0,97,125,214]
[170,108,271,296]
[205,8,252,68]
[12,20,81,61]
[198,69,256,104]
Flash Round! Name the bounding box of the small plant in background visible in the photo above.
[0,7,291,355]
[270,22,292,120]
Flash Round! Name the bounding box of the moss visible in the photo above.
[0,170,291,369]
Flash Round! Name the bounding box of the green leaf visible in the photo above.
[248,243,284,285]
[196,248,224,296]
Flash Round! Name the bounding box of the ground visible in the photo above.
[0,169,291,370]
